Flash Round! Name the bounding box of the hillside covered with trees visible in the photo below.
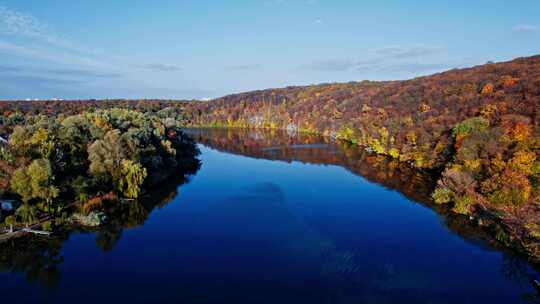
[181,55,540,262]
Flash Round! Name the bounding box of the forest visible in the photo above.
[0,106,199,232]
[1,55,540,262]
[180,55,540,262]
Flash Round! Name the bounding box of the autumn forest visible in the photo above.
[2,55,540,267]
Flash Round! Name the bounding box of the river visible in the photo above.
[0,128,539,303]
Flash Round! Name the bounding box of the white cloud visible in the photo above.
[376,46,442,59]
[304,46,446,72]
[0,6,207,99]
[303,59,356,71]
[514,24,539,32]
[0,39,109,69]
[0,6,180,76]
[225,64,262,70]
[264,0,286,6]
[0,6,46,36]
[137,63,181,72]
[0,5,119,74]
[0,6,76,50]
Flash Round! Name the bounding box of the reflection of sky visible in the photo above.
[0,144,538,303]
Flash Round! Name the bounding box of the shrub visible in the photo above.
[432,187,453,204]
[452,117,489,138]
[452,194,475,215]
[481,83,494,94]
[336,126,357,144]
[487,169,531,206]
[81,196,104,215]
[508,150,536,176]
[4,215,16,228]
[389,148,400,159]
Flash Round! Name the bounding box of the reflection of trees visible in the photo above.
[186,127,436,204]
[502,255,535,287]
[96,227,123,252]
[0,161,200,289]
[187,127,540,286]
[3,128,540,297]
[89,163,199,252]
[0,236,65,289]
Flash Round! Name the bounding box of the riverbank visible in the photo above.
[184,124,540,264]
[2,129,538,303]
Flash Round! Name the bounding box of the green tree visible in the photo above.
[11,165,32,203]
[10,159,59,211]
[118,159,147,198]
[88,129,126,183]
[88,129,149,198]
[27,159,59,211]
[15,204,39,225]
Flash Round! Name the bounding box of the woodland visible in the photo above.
[1,55,540,261]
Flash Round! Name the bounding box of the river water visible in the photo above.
[0,128,539,303]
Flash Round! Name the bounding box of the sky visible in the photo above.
[0,0,538,100]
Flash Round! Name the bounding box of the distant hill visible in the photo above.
[181,55,540,261]
[183,55,540,169]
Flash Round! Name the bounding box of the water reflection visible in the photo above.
[0,166,199,290]
[0,237,64,290]
[1,127,540,303]
[186,128,540,293]
[185,127,435,204]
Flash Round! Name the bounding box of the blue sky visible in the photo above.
[0,0,538,100]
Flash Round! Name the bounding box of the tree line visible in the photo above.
[0,107,199,230]
[180,55,540,262]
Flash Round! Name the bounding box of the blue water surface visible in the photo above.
[1,129,539,303]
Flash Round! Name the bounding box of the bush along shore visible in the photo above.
[0,107,200,234]
[179,55,540,263]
